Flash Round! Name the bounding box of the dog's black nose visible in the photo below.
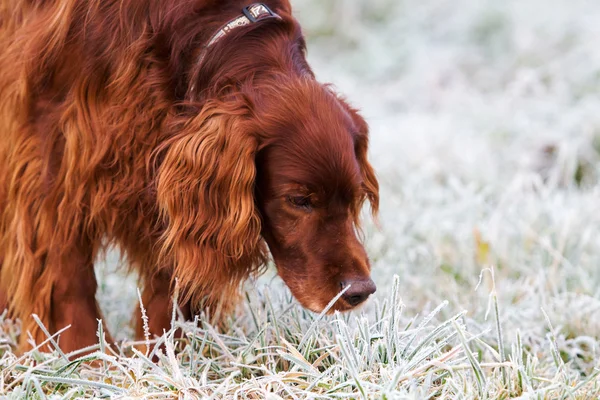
[341,278,376,306]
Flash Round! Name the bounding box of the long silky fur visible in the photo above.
[0,0,378,351]
[0,0,276,348]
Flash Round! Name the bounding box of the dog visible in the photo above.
[0,0,379,353]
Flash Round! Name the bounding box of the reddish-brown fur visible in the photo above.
[0,0,379,353]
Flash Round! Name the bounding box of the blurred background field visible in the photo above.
[4,0,600,397]
[292,0,600,350]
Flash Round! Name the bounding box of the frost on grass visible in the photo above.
[2,0,600,398]
[2,277,598,398]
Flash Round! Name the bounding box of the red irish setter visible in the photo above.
[0,0,379,353]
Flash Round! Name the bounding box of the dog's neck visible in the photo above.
[186,3,309,101]
[198,4,281,66]
[188,3,282,98]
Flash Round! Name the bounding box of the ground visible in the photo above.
[2,0,600,398]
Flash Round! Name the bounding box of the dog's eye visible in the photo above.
[288,195,312,210]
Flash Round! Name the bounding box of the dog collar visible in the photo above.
[197,3,281,65]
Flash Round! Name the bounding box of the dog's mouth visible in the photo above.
[274,262,376,313]
[333,290,374,312]
[294,285,375,314]
[328,298,361,313]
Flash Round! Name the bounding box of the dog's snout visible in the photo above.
[341,278,376,307]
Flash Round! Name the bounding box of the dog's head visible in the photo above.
[254,81,379,312]
[156,79,378,313]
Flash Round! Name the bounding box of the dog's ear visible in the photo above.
[337,100,379,218]
[155,97,264,312]
[354,114,379,218]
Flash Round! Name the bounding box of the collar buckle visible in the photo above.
[242,3,276,23]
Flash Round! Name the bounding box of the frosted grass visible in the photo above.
[2,0,600,397]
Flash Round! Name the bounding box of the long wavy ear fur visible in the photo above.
[155,97,265,315]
